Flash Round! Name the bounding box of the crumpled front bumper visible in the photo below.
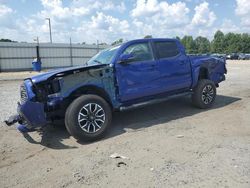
[18,78,48,129]
[5,79,47,130]
[17,100,47,128]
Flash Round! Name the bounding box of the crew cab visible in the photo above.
[5,38,227,141]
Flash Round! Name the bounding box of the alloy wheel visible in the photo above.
[78,103,105,133]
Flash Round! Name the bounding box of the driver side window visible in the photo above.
[122,43,153,62]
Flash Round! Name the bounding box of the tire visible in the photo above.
[192,79,216,109]
[65,94,112,141]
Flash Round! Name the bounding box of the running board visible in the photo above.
[119,92,192,111]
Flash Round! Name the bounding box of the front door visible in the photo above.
[115,42,161,102]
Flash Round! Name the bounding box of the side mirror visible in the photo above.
[118,54,135,64]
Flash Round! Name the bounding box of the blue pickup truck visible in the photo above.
[5,38,227,141]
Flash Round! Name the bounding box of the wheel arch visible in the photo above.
[192,64,211,88]
[198,67,209,80]
[67,85,113,109]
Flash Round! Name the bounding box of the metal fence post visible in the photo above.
[0,55,2,72]
[36,46,40,62]
[0,49,2,72]
[70,38,73,67]
[97,40,99,53]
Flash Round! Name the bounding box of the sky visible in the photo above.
[0,0,249,44]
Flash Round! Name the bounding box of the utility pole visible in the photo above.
[46,18,52,43]
[34,36,39,45]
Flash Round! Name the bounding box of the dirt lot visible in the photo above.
[0,60,250,188]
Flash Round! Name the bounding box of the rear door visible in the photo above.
[115,42,162,102]
[153,40,192,92]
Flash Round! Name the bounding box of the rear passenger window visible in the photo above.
[154,41,180,59]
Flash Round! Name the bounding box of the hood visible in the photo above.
[29,64,107,83]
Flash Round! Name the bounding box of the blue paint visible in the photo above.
[23,79,36,100]
[13,38,226,130]
[18,100,47,128]
[17,124,35,133]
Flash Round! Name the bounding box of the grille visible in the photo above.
[20,84,28,103]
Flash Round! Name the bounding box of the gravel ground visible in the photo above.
[0,60,250,188]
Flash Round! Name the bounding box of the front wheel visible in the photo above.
[65,95,112,141]
[192,79,216,109]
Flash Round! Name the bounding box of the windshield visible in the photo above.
[87,45,120,65]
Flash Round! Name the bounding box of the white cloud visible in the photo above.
[131,0,190,30]
[191,1,216,27]
[1,0,248,44]
[90,12,129,32]
[74,12,131,43]
[13,0,92,42]
[131,0,160,17]
[71,0,126,13]
[39,0,89,20]
[220,19,240,33]
[0,4,17,30]
[0,4,13,17]
[35,0,128,38]
[235,0,250,27]
[235,0,250,16]
[102,1,126,12]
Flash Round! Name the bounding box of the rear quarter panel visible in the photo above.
[190,56,226,88]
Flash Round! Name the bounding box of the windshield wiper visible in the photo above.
[94,60,102,64]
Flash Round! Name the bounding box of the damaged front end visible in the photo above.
[5,64,112,133]
[5,78,48,132]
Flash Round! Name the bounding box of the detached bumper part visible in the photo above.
[18,101,47,128]
[4,114,22,126]
[17,124,35,133]
[4,114,36,133]
[5,101,47,133]
[4,114,35,133]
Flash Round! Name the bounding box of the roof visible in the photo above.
[127,38,178,43]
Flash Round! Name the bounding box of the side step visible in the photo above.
[119,92,192,111]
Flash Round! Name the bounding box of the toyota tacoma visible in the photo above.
[5,38,227,141]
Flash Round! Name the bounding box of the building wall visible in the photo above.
[0,42,108,72]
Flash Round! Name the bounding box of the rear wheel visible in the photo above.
[65,95,112,141]
[192,79,216,109]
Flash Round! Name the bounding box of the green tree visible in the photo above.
[181,36,197,54]
[211,30,225,53]
[99,42,107,45]
[195,36,210,54]
[175,36,181,41]
[111,38,123,46]
[0,38,14,42]
[241,33,250,53]
[223,33,242,53]
[144,35,153,39]
[178,31,250,54]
